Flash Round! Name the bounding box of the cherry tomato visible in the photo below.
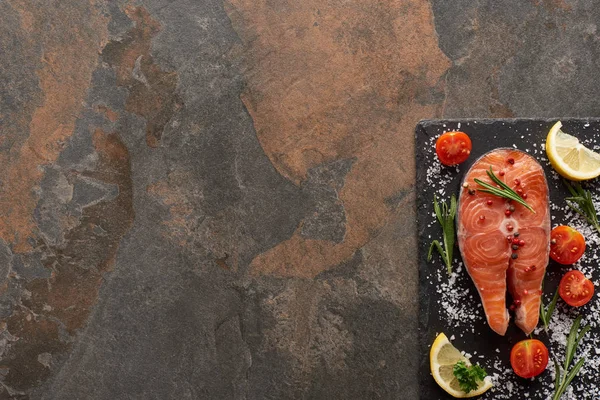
[549,226,585,265]
[558,270,594,307]
[435,131,472,166]
[510,339,549,378]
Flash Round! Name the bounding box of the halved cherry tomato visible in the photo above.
[549,226,585,265]
[435,131,472,166]
[558,270,594,307]
[510,339,549,378]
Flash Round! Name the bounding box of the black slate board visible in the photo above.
[416,119,600,400]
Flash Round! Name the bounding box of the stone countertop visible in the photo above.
[0,0,598,399]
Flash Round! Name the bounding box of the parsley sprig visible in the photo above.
[453,361,487,393]
[428,195,456,274]
[564,181,600,235]
[474,167,535,213]
[552,315,590,400]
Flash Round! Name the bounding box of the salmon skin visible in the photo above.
[457,149,550,335]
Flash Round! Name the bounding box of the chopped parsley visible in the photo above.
[453,361,487,393]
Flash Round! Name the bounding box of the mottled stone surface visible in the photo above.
[0,0,597,398]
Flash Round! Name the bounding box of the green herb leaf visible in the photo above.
[539,285,559,332]
[473,167,535,212]
[429,195,456,274]
[561,357,586,392]
[563,315,581,371]
[428,240,443,262]
[453,361,487,394]
[564,181,600,234]
[552,315,590,400]
[553,357,561,394]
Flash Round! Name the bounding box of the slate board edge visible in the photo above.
[415,118,600,400]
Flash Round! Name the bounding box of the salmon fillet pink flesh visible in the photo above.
[457,149,550,335]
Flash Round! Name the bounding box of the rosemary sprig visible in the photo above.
[539,284,559,332]
[552,315,590,400]
[564,181,600,235]
[428,195,456,274]
[474,167,535,213]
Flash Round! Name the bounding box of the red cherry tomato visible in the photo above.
[435,131,472,166]
[550,226,585,265]
[558,270,594,307]
[510,339,549,378]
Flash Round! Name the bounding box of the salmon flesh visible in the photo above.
[457,149,550,335]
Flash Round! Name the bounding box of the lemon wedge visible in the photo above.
[430,333,493,398]
[546,121,600,181]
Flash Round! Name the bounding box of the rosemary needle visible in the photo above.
[564,181,600,235]
[428,195,456,275]
[474,167,535,213]
[552,315,590,400]
[539,284,559,332]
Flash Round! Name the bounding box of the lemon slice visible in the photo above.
[430,333,493,398]
[546,121,600,181]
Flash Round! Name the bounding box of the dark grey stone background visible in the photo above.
[0,0,598,399]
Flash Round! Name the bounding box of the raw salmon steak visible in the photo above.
[457,149,550,335]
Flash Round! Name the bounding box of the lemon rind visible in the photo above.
[429,333,493,398]
[546,121,600,181]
